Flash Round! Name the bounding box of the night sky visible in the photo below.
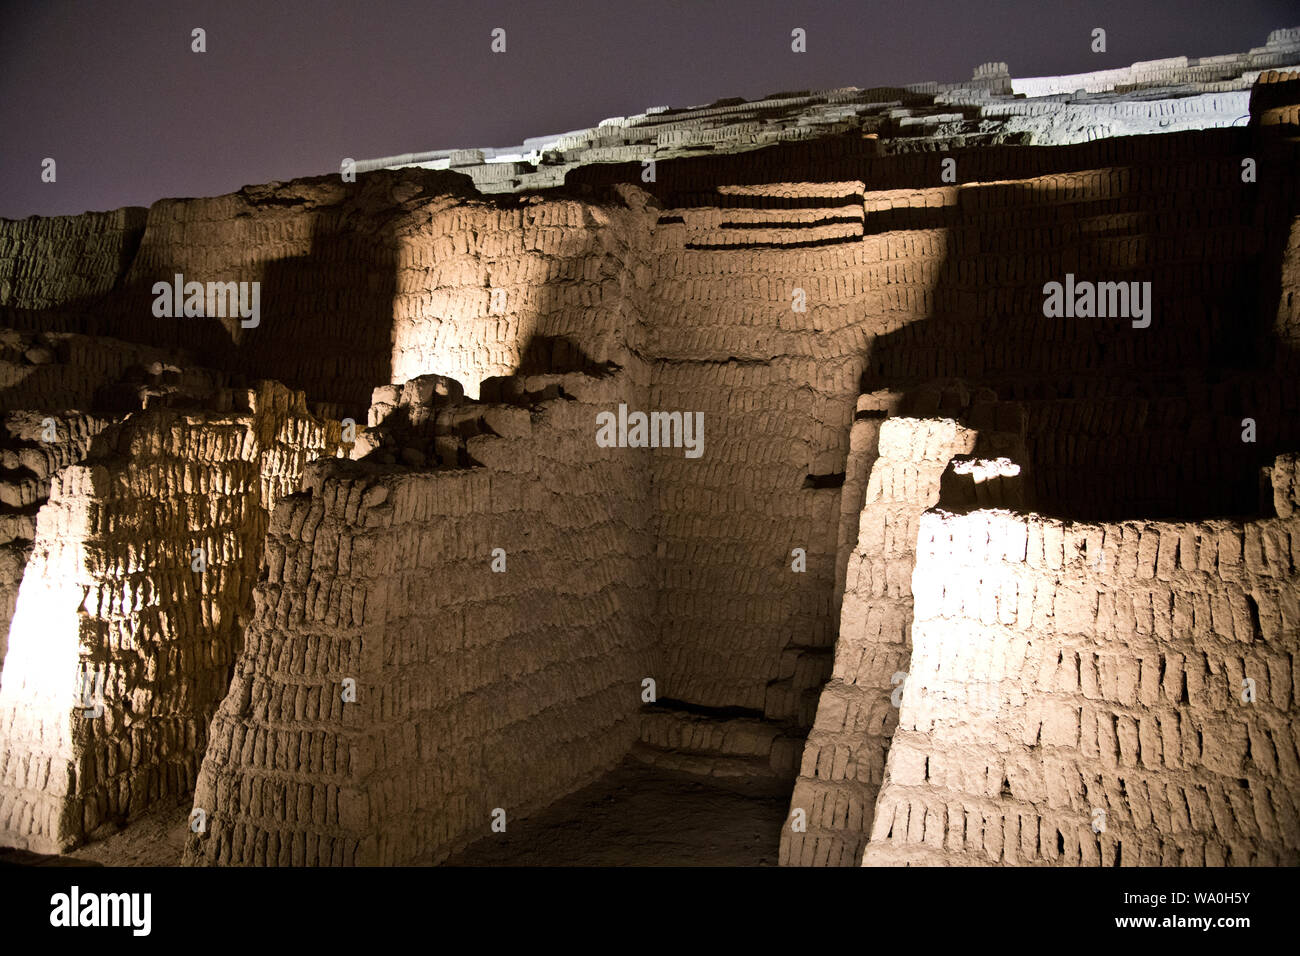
[0,0,1291,218]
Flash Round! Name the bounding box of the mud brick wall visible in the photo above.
[781,414,978,866]
[0,331,238,683]
[0,108,1296,862]
[359,29,1299,188]
[833,404,889,618]
[989,92,1251,145]
[107,176,454,416]
[642,183,884,720]
[0,383,339,852]
[0,329,198,413]
[1252,70,1300,130]
[7,173,659,419]
[5,172,470,416]
[859,149,1295,519]
[0,410,116,679]
[0,208,146,315]
[1276,211,1300,348]
[183,372,654,866]
[635,126,1300,723]
[391,184,657,398]
[863,499,1300,866]
[832,391,908,618]
[1270,454,1300,518]
[635,707,802,781]
[5,124,1295,732]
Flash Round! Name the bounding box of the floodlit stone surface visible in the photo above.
[864,498,1300,866]
[0,383,341,852]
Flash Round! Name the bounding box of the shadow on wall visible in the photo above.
[515,335,621,377]
[239,203,400,419]
[567,111,1300,523]
[782,97,1300,869]
[863,124,1300,522]
[1,172,439,421]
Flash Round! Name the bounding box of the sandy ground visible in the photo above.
[445,759,789,866]
[0,799,189,867]
[0,759,789,867]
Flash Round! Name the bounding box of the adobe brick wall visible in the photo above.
[863,490,1300,866]
[782,408,992,866]
[0,382,340,852]
[5,126,1296,731]
[0,208,146,314]
[774,390,1029,868]
[183,371,655,865]
[0,330,240,685]
[0,409,115,679]
[390,184,658,398]
[0,77,1296,865]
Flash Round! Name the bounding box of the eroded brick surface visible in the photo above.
[864,495,1300,866]
[182,373,654,865]
[0,383,340,851]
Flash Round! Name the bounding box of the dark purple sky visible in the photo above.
[0,0,1291,218]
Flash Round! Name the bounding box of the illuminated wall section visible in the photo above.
[865,492,1300,866]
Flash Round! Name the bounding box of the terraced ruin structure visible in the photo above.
[1,27,1300,867]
